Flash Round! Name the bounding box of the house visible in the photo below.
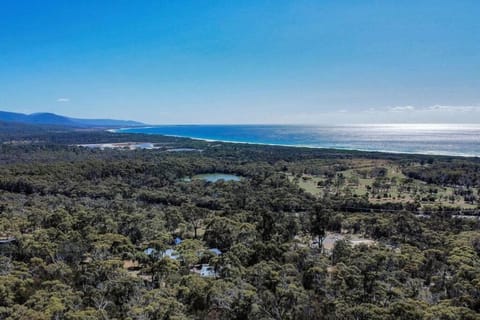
[143,247,180,260]
[191,264,218,277]
[0,237,17,255]
[209,248,222,255]
[162,248,180,260]
[0,237,16,245]
[200,264,217,277]
[144,247,156,256]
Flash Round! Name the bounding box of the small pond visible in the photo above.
[183,173,243,182]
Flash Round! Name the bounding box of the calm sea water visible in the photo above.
[116,124,480,157]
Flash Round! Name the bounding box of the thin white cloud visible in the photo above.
[425,104,480,112]
[374,104,480,113]
[388,105,415,112]
[56,97,70,103]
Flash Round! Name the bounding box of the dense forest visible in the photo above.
[0,124,479,319]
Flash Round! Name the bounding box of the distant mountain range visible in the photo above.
[0,111,145,128]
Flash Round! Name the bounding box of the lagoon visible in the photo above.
[188,173,242,182]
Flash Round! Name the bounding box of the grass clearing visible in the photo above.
[289,159,479,209]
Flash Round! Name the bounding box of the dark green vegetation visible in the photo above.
[0,124,479,319]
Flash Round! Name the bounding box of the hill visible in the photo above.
[0,111,144,128]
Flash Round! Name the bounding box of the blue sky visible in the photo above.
[1,0,479,124]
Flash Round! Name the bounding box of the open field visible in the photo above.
[290,160,479,210]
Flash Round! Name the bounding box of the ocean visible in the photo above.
[115,124,480,157]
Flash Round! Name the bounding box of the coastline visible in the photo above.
[110,127,480,158]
